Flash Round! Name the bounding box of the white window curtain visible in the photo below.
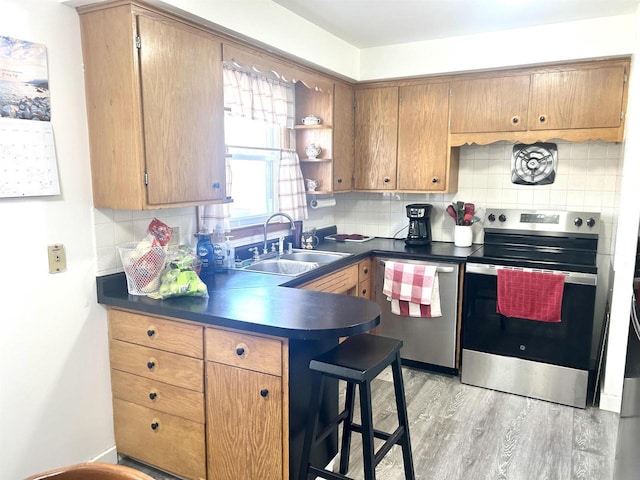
[223,65,294,129]
[202,64,306,230]
[278,150,308,221]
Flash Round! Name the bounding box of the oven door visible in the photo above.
[462,263,597,370]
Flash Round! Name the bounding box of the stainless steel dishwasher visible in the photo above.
[374,258,460,371]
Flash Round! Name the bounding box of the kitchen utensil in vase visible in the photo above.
[463,203,475,225]
[456,201,464,225]
[446,204,457,221]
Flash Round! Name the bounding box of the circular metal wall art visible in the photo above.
[511,142,557,185]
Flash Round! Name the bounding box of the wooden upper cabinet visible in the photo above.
[449,60,629,145]
[449,75,530,133]
[397,83,451,191]
[528,66,626,130]
[354,87,399,190]
[354,84,458,193]
[78,3,226,209]
[332,82,355,191]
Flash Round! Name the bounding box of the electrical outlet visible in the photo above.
[48,244,67,273]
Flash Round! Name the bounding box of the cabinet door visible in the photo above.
[450,75,530,133]
[354,87,398,190]
[333,82,354,191]
[206,362,283,480]
[300,264,359,295]
[137,15,226,205]
[397,83,450,191]
[529,66,626,130]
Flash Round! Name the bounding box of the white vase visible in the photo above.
[454,225,473,247]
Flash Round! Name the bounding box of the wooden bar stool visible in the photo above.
[299,333,415,480]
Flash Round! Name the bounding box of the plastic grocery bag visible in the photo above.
[152,264,209,299]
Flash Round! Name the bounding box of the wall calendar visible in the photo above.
[0,35,60,198]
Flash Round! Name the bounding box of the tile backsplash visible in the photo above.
[94,139,623,275]
[308,139,622,256]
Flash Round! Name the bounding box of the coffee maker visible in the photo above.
[405,203,432,246]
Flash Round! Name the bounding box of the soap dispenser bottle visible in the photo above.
[196,229,214,276]
[225,236,235,269]
[212,225,227,273]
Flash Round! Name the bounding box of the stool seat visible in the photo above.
[310,334,403,383]
[299,333,415,480]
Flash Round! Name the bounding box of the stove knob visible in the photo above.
[498,214,507,222]
[587,218,596,228]
[574,217,583,227]
[488,213,496,222]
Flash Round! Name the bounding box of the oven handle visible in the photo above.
[465,263,597,286]
[378,259,455,274]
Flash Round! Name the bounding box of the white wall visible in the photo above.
[0,1,114,478]
[360,15,637,80]
[600,6,640,412]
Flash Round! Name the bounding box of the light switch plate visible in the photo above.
[48,244,67,273]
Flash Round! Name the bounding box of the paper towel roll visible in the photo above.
[310,197,336,209]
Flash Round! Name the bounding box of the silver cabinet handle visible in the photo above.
[378,259,454,273]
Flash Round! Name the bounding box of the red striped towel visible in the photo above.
[383,261,442,318]
[496,269,565,322]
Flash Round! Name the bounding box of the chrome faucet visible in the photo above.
[263,212,295,254]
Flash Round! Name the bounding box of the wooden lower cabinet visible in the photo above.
[205,326,288,480]
[206,362,283,480]
[300,258,373,299]
[113,398,206,480]
[358,258,372,299]
[108,309,205,480]
[108,305,340,480]
[299,263,359,295]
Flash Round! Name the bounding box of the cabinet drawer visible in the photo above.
[358,258,372,282]
[111,370,204,423]
[359,277,372,299]
[205,328,282,377]
[110,340,203,392]
[300,264,359,295]
[109,309,203,358]
[113,398,206,480]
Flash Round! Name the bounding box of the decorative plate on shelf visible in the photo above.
[511,142,557,185]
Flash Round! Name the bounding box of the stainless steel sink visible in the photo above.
[242,259,321,276]
[242,250,352,276]
[280,250,352,264]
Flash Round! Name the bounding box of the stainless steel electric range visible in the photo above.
[461,209,600,408]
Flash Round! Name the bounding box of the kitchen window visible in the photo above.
[224,114,285,227]
[202,63,307,232]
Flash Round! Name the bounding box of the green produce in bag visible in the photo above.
[152,264,209,299]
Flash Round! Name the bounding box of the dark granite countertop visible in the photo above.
[97,239,479,340]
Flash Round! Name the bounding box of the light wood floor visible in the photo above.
[120,366,620,480]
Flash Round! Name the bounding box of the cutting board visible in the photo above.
[325,234,374,243]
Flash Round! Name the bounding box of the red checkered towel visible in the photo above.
[382,261,442,318]
[496,268,565,322]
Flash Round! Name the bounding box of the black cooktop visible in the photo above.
[467,208,600,274]
[467,244,598,274]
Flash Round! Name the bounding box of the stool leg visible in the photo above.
[299,372,325,480]
[338,381,356,474]
[359,380,376,480]
[391,354,415,480]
